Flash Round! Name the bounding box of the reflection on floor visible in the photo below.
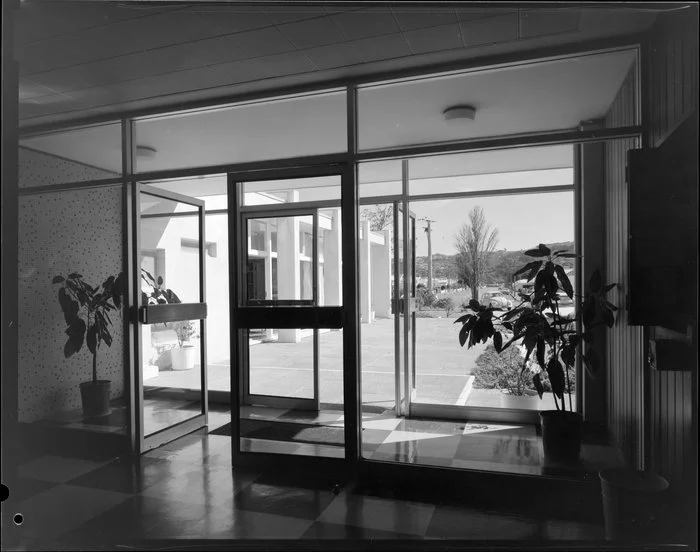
[27,394,205,438]
[237,405,623,479]
[27,398,129,435]
[6,428,616,548]
[143,394,201,437]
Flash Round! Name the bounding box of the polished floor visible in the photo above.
[29,395,203,437]
[3,421,608,550]
[238,405,623,479]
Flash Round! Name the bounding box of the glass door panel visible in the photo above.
[395,207,406,416]
[244,214,314,304]
[232,171,346,460]
[138,186,207,449]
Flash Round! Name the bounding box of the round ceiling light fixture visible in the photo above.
[442,105,477,124]
[136,145,158,159]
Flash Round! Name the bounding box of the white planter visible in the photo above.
[500,389,539,410]
[171,346,196,371]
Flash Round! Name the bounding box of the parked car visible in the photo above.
[480,291,513,310]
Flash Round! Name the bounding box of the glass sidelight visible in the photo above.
[137,185,208,451]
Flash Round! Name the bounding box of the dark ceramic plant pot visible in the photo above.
[540,410,583,464]
[79,380,111,418]
[599,467,669,541]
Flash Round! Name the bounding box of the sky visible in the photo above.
[410,191,574,257]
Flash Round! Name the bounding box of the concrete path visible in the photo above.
[145,316,569,411]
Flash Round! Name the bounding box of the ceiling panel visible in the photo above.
[519,9,582,39]
[304,42,369,71]
[455,7,519,21]
[15,2,171,45]
[104,53,318,106]
[460,13,520,48]
[403,23,464,54]
[229,27,298,58]
[182,4,273,36]
[330,7,401,40]
[264,5,331,25]
[18,7,249,75]
[276,16,348,49]
[391,6,458,31]
[352,34,413,63]
[15,3,659,127]
[27,36,251,96]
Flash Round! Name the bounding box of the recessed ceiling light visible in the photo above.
[136,145,157,159]
[443,105,476,124]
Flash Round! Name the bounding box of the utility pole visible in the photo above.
[420,218,436,292]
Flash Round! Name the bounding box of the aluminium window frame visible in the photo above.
[13,40,644,463]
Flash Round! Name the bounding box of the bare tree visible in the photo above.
[360,204,393,231]
[454,206,499,301]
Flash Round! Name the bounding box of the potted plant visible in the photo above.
[455,243,617,464]
[170,320,198,371]
[53,271,126,418]
[472,345,539,409]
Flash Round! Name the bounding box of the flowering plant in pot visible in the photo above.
[455,243,617,463]
[53,271,126,418]
[171,320,198,371]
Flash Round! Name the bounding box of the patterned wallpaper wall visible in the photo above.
[19,146,118,188]
[18,149,124,423]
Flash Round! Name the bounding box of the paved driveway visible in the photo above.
[145,315,571,411]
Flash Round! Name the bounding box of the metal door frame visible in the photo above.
[135,183,208,453]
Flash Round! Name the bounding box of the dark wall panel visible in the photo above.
[604,61,643,470]
[644,10,697,497]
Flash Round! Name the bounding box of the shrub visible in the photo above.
[434,296,455,316]
[472,345,535,396]
[417,288,436,310]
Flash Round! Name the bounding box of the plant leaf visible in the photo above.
[64,318,86,356]
[52,275,65,284]
[554,265,574,299]
[493,331,503,353]
[546,357,566,400]
[514,260,543,280]
[86,325,98,355]
[556,253,579,258]
[68,272,82,279]
[536,337,545,369]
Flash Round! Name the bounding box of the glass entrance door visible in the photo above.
[230,169,349,460]
[137,185,208,452]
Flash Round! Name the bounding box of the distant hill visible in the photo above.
[416,241,575,284]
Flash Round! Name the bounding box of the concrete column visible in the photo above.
[323,208,342,306]
[372,229,392,318]
[360,220,372,324]
[277,213,301,342]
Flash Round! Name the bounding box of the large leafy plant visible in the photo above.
[455,244,617,412]
[141,268,181,305]
[53,272,126,382]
